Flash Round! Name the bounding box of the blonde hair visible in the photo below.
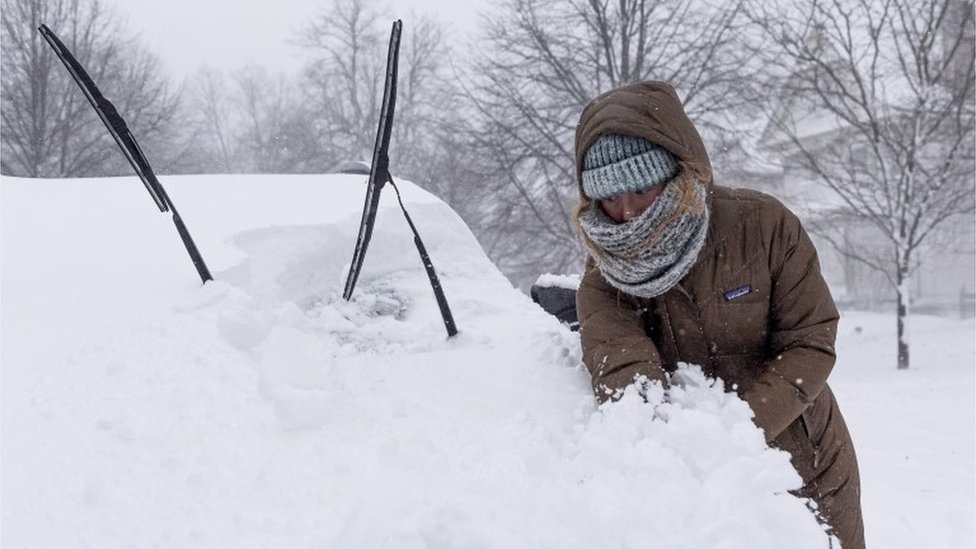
[571,161,711,262]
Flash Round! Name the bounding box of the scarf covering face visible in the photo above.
[578,178,710,298]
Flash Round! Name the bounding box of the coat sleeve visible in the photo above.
[743,202,839,443]
[576,258,669,401]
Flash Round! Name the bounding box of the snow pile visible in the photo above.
[3,174,830,548]
[534,272,581,290]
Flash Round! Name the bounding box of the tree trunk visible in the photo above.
[896,269,911,370]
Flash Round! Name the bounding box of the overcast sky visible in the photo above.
[102,0,490,79]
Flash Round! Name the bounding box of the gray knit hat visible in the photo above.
[581,134,679,200]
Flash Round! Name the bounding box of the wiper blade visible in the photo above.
[39,24,213,284]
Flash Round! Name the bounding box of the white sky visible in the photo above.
[103,0,490,79]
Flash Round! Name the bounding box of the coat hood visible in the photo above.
[574,81,712,197]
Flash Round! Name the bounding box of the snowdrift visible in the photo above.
[2,174,833,548]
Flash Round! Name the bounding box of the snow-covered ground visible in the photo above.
[2,174,973,549]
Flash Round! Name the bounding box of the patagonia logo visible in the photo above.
[723,285,752,301]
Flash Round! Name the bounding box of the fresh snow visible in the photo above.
[2,174,973,549]
[534,273,581,290]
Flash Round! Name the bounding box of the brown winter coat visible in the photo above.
[573,81,865,549]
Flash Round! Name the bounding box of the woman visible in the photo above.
[572,80,865,548]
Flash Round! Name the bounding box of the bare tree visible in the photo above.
[186,67,237,173]
[299,0,383,164]
[389,16,461,189]
[464,0,757,288]
[747,0,975,369]
[179,65,335,175]
[0,0,184,177]
[297,0,459,182]
[232,66,325,174]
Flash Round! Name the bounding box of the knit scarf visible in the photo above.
[577,178,710,299]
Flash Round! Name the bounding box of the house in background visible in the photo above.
[745,111,975,317]
[731,3,976,317]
